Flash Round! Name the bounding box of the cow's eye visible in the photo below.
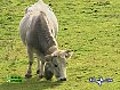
[54,64,58,67]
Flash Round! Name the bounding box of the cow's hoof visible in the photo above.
[39,74,44,79]
[36,70,40,74]
[25,74,32,79]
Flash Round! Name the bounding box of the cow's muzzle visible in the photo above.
[59,78,67,81]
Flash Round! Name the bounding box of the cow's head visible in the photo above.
[45,50,73,81]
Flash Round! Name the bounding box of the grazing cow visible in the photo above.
[19,0,73,81]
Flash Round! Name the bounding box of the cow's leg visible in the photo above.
[39,60,45,78]
[36,53,45,79]
[25,46,33,78]
[39,55,45,79]
[36,55,41,74]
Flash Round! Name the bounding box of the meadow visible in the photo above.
[0,0,120,90]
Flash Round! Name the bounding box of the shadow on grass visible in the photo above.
[0,76,63,90]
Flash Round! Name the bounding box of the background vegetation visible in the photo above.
[0,0,120,90]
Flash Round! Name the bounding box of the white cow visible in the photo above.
[19,0,73,81]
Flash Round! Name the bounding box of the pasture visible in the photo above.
[0,0,120,90]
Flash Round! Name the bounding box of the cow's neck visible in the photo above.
[40,28,58,55]
[34,12,58,55]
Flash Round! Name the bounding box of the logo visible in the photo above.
[7,75,23,83]
[89,76,113,86]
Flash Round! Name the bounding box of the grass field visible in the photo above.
[0,0,120,90]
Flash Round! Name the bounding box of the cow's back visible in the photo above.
[19,1,58,55]
[26,1,58,37]
[20,10,57,55]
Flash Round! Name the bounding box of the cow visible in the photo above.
[19,0,73,81]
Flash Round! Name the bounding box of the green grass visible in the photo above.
[0,0,120,90]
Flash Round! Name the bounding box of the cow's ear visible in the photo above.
[45,55,53,62]
[64,50,73,59]
[45,55,52,62]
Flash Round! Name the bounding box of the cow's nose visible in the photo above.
[60,78,67,81]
